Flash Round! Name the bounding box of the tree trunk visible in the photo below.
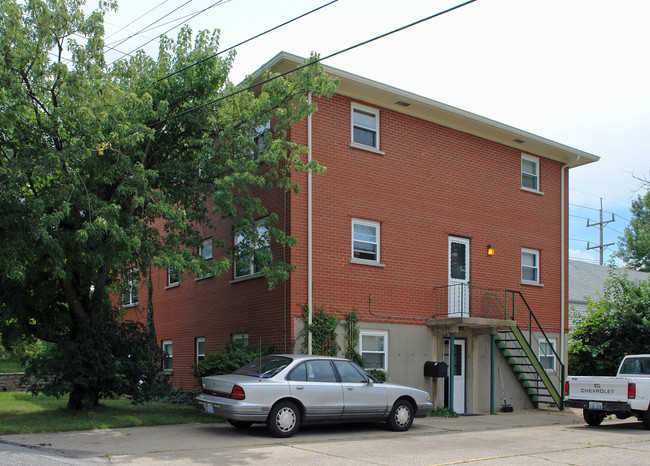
[67,383,99,410]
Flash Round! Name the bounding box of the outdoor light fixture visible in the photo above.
[487,245,495,256]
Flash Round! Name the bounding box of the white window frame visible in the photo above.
[232,333,249,346]
[351,103,380,151]
[521,248,540,284]
[199,238,213,260]
[359,329,388,371]
[351,218,381,265]
[521,153,540,192]
[168,268,179,287]
[162,340,173,372]
[234,219,269,279]
[538,337,556,371]
[196,337,205,364]
[122,268,139,307]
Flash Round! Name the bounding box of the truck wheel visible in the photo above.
[583,409,605,426]
[642,410,650,430]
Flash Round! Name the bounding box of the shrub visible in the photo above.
[193,340,272,379]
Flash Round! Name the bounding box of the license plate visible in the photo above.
[589,401,603,410]
[206,403,214,414]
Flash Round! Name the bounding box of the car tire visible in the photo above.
[267,400,301,438]
[388,399,414,432]
[228,419,253,429]
[642,410,650,430]
[583,409,605,426]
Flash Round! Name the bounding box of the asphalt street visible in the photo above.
[1,409,648,465]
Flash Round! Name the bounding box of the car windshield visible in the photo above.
[233,356,292,378]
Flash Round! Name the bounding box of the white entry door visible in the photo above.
[443,338,466,414]
[448,236,470,317]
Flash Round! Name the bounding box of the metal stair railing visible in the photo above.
[503,290,565,410]
[430,284,565,410]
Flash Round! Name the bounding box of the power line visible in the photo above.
[105,0,197,57]
[148,0,479,128]
[151,0,340,86]
[103,1,172,44]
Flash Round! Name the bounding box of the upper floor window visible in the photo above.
[521,154,539,191]
[199,238,213,260]
[168,268,179,287]
[122,268,139,307]
[521,248,540,284]
[352,218,380,264]
[359,329,388,371]
[162,340,173,372]
[234,219,270,279]
[351,103,379,150]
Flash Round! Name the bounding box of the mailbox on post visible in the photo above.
[423,361,448,378]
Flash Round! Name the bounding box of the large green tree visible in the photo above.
[0,0,335,409]
[617,189,650,272]
[568,272,650,376]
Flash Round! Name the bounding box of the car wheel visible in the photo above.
[642,410,650,430]
[267,401,301,438]
[228,419,253,429]
[583,409,605,426]
[388,399,414,432]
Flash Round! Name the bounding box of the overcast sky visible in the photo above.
[90,0,650,266]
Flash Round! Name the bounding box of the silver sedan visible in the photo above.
[195,354,433,437]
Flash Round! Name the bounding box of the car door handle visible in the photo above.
[296,386,304,390]
[347,387,354,390]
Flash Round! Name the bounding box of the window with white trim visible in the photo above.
[122,268,139,306]
[359,330,388,371]
[196,337,205,364]
[351,103,379,150]
[162,340,173,372]
[521,248,540,283]
[232,333,249,346]
[168,268,179,287]
[539,338,556,371]
[235,219,269,278]
[521,154,539,191]
[352,219,380,263]
[199,238,213,260]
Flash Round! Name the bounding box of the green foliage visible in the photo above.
[193,340,272,379]
[617,190,650,272]
[367,368,387,382]
[428,406,459,418]
[568,272,650,375]
[299,305,340,356]
[149,387,200,406]
[0,0,336,409]
[343,310,364,366]
[24,309,169,407]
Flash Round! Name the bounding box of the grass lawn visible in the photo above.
[0,392,223,435]
[0,361,24,372]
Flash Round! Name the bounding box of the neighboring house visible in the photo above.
[125,52,599,413]
[569,260,649,327]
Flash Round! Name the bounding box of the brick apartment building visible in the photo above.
[124,52,598,413]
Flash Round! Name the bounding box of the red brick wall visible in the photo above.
[287,93,568,333]
[125,91,569,389]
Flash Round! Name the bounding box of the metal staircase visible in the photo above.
[496,326,563,409]
[431,285,565,410]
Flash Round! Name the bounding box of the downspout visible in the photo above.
[307,92,313,355]
[560,163,568,378]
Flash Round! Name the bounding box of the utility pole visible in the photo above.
[586,198,615,265]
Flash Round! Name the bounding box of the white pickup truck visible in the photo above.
[564,354,650,429]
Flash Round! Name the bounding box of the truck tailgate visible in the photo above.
[566,376,628,402]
